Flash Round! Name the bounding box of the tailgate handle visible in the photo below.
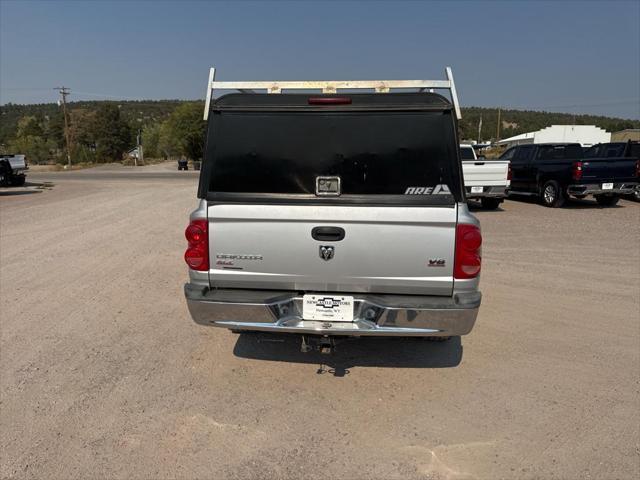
[474,162,485,165]
[312,226,345,242]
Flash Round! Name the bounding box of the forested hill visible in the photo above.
[1,99,638,148]
[0,100,194,144]
[458,107,638,142]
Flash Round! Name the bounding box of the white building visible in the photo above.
[497,125,611,148]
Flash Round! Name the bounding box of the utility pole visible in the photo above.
[135,130,139,167]
[136,129,143,167]
[54,86,72,168]
[477,114,483,143]
[496,107,501,143]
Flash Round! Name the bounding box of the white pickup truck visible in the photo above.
[460,144,510,209]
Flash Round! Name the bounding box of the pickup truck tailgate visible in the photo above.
[582,158,638,182]
[208,203,457,296]
[462,160,510,187]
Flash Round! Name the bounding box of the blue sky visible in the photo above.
[1,0,639,119]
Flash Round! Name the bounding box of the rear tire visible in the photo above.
[9,175,26,187]
[595,194,619,207]
[480,198,501,210]
[541,180,565,208]
[0,161,10,186]
[426,336,451,342]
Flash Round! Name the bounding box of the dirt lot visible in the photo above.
[1,163,639,479]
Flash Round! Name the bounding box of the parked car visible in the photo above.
[184,69,482,347]
[502,143,639,207]
[178,158,188,171]
[583,141,640,202]
[460,144,511,209]
[0,154,28,187]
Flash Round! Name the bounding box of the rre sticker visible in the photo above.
[404,184,451,195]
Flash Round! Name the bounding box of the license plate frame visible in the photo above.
[470,186,484,193]
[302,295,354,322]
[602,183,614,190]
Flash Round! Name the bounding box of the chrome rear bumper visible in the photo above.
[567,183,638,195]
[465,186,508,199]
[184,284,481,337]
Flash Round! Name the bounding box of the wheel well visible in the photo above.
[537,176,553,194]
[0,159,12,177]
[538,176,567,195]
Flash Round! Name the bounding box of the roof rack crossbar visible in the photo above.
[203,66,461,120]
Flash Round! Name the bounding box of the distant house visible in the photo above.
[496,125,611,148]
[611,129,640,142]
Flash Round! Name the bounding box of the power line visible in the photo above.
[528,102,640,111]
[0,87,141,101]
[71,91,142,100]
[476,98,640,111]
[0,87,55,91]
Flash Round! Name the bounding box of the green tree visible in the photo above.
[92,104,132,162]
[141,122,161,158]
[163,103,206,160]
[69,109,97,147]
[7,115,54,163]
[16,115,44,138]
[8,136,53,163]
[8,135,54,164]
[158,120,179,158]
[45,111,66,150]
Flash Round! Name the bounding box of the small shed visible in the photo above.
[611,129,640,142]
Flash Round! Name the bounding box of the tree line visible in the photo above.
[1,100,638,164]
[0,101,206,164]
[458,107,638,143]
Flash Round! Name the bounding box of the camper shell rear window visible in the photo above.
[198,93,464,205]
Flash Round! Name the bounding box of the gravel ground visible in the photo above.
[1,163,639,479]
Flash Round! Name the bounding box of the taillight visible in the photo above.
[184,219,209,271]
[572,161,583,181]
[454,224,482,279]
[507,163,512,181]
[635,159,640,178]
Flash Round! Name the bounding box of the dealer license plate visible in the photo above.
[471,186,484,193]
[602,183,614,190]
[302,295,354,322]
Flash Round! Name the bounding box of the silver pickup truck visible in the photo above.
[184,68,482,342]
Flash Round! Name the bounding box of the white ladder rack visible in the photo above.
[203,66,461,121]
